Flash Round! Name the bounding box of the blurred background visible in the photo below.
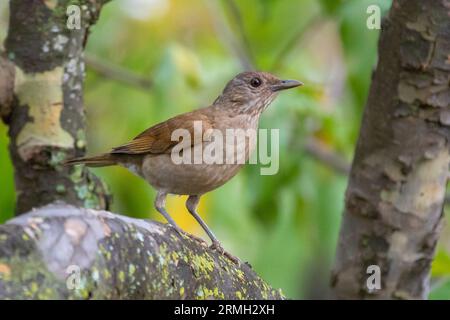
[1,0,450,299]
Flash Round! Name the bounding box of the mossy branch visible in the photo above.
[0,203,284,300]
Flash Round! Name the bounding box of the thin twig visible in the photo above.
[84,53,152,90]
[204,0,254,70]
[304,139,450,207]
[270,14,324,72]
[304,138,351,175]
[222,0,255,67]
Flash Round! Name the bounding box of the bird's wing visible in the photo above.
[110,111,214,155]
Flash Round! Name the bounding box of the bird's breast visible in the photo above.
[141,118,259,195]
[142,154,246,195]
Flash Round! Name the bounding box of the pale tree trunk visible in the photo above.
[332,0,450,299]
[1,0,110,214]
[0,1,283,299]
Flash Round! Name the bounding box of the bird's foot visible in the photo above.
[166,224,208,247]
[186,233,208,247]
[210,241,240,265]
[167,223,184,235]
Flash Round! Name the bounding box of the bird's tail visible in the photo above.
[64,153,116,167]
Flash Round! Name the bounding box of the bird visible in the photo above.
[65,71,302,263]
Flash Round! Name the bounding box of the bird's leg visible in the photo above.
[186,195,240,264]
[154,191,182,234]
[154,192,206,246]
[186,195,219,243]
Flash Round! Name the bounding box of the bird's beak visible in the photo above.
[271,79,303,92]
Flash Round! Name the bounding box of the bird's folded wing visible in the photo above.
[110,112,214,155]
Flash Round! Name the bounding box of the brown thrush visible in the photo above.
[65,71,302,262]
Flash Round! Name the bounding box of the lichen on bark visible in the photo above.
[0,204,284,300]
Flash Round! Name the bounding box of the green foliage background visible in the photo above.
[1,0,450,299]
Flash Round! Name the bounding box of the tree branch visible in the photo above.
[304,138,350,175]
[204,0,254,70]
[331,0,450,299]
[0,203,284,299]
[270,14,324,72]
[222,0,255,68]
[85,53,152,90]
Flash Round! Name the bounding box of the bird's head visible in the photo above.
[214,71,303,115]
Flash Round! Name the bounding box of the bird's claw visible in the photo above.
[167,223,183,235]
[210,241,224,254]
[210,241,240,265]
[166,224,239,264]
[167,224,208,247]
[188,234,208,247]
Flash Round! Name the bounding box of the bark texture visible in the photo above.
[0,204,283,299]
[2,0,110,214]
[332,0,450,299]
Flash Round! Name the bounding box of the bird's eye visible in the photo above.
[250,77,262,88]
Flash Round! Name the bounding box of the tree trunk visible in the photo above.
[332,0,450,299]
[1,0,110,215]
